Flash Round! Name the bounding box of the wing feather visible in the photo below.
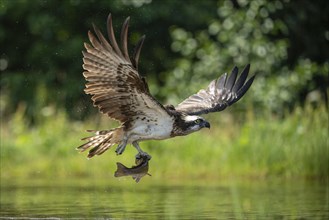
[233,63,249,91]
[132,35,145,70]
[175,64,255,115]
[120,17,131,62]
[107,14,123,58]
[226,66,238,90]
[92,24,113,52]
[83,13,169,123]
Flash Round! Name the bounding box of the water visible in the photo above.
[1,178,328,219]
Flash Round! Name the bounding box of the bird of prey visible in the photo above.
[77,14,255,160]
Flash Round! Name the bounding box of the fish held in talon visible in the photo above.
[114,157,151,183]
[77,13,255,175]
[135,151,152,165]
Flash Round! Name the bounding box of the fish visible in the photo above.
[114,156,151,183]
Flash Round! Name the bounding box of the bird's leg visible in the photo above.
[132,141,152,162]
[115,139,127,155]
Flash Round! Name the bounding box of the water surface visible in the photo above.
[1,178,328,219]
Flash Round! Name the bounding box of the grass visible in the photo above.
[0,103,328,181]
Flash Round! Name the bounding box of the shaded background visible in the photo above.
[1,0,328,120]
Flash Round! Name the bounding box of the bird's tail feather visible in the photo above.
[77,127,124,158]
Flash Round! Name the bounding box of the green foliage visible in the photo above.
[166,0,328,112]
[1,104,327,180]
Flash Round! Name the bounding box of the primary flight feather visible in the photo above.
[77,14,255,160]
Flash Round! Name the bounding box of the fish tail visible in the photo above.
[77,127,124,158]
[114,162,128,177]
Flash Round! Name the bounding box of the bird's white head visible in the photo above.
[181,115,210,134]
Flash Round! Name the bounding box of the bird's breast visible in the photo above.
[127,116,174,142]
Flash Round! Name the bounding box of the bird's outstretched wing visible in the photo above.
[175,65,255,115]
[82,14,169,123]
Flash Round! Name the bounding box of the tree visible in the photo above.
[1,0,328,121]
[165,0,328,113]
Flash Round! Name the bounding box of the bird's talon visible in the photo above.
[115,142,127,155]
[135,152,152,165]
[115,149,122,155]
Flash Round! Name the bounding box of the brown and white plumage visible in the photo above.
[77,13,255,159]
[176,65,255,115]
[83,15,168,124]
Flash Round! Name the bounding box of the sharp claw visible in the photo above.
[132,141,151,164]
[115,150,122,155]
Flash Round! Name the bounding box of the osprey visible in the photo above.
[77,14,255,160]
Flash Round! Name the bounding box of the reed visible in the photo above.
[1,103,328,180]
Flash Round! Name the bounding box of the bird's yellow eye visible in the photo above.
[194,119,202,124]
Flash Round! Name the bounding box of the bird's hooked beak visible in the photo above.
[203,121,210,129]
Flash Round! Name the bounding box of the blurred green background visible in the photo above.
[0,0,328,181]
